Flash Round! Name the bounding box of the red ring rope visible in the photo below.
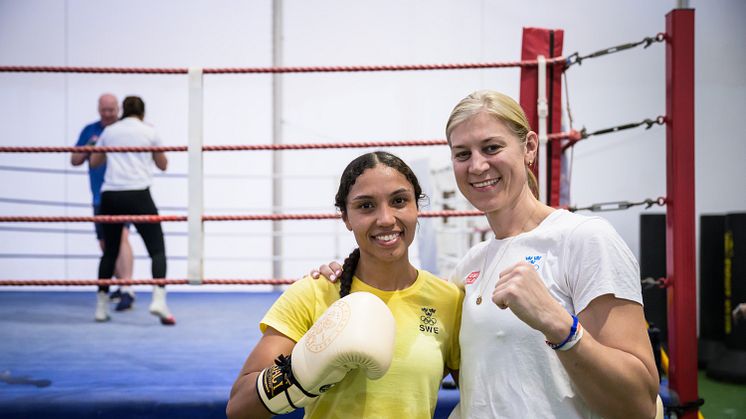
[0,210,484,223]
[0,279,297,286]
[0,134,581,153]
[0,58,566,75]
[0,140,451,153]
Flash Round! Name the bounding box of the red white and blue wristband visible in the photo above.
[546,314,584,351]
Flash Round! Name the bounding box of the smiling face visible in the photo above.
[449,111,537,214]
[342,164,418,265]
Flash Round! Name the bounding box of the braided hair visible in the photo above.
[339,248,360,298]
[334,151,425,297]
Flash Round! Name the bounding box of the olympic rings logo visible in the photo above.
[420,316,437,325]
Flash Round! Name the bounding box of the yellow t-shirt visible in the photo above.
[260,270,462,419]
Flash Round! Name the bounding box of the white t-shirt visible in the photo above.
[98,117,162,191]
[450,209,642,419]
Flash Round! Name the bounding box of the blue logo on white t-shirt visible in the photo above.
[525,255,543,270]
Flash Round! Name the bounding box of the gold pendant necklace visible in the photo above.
[475,237,516,305]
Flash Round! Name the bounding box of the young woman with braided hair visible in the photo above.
[227,151,462,419]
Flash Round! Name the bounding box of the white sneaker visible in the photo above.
[149,287,176,325]
[95,291,110,322]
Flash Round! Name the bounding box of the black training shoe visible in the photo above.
[115,292,135,311]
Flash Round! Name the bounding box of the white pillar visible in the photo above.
[272,0,284,281]
[187,67,204,284]
[536,55,549,204]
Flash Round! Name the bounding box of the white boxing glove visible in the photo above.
[256,291,396,414]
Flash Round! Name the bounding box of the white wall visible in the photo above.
[0,0,744,283]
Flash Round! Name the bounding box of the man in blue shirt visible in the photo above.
[71,93,135,316]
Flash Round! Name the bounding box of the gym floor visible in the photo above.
[698,371,746,419]
[0,291,741,418]
[0,291,458,418]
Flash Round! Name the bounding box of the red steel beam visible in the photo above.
[665,8,698,418]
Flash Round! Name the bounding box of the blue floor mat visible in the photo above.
[0,291,459,418]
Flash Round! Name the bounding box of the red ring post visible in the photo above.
[519,27,565,207]
[665,8,697,417]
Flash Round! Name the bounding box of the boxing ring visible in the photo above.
[0,8,697,419]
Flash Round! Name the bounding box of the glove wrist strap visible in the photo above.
[256,355,318,415]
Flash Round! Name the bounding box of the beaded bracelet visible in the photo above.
[546,314,580,350]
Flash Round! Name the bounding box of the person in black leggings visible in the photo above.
[90,96,174,325]
[98,189,166,301]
